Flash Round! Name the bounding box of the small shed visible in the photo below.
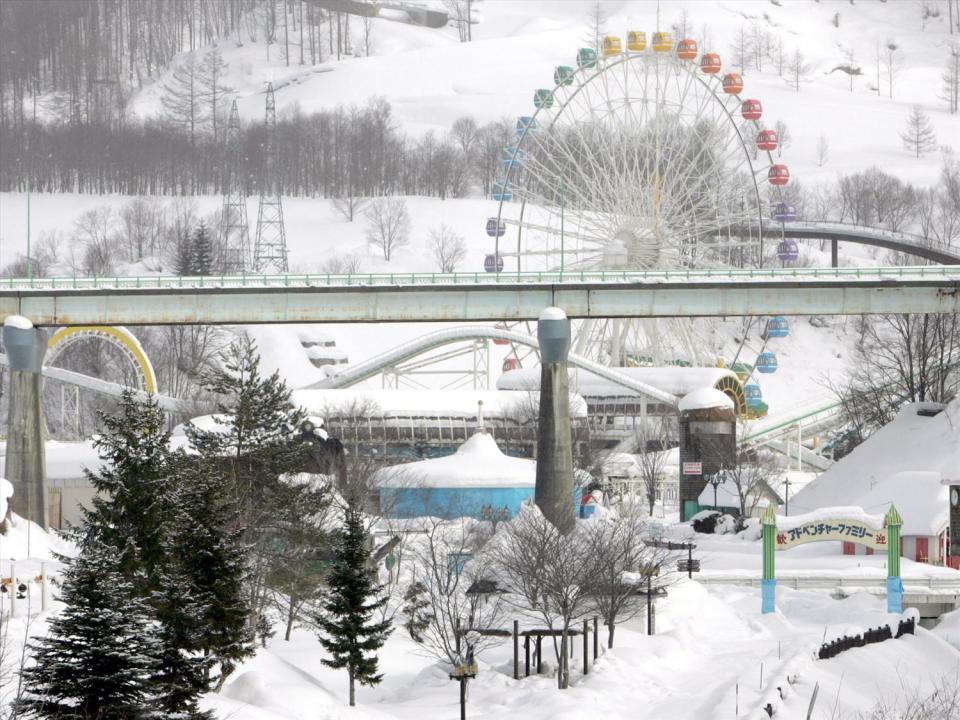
[375,432,536,520]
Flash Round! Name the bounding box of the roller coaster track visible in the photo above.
[313,325,683,406]
[735,221,960,265]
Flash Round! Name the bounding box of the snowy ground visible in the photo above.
[4,512,960,720]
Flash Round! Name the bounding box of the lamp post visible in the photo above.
[706,469,726,509]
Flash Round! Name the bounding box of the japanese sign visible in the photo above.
[682,461,702,475]
[774,519,887,551]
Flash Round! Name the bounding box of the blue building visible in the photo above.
[375,431,536,520]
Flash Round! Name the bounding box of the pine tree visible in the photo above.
[170,454,253,690]
[402,581,433,643]
[82,391,173,598]
[315,508,392,706]
[187,338,319,631]
[193,222,213,276]
[900,105,937,158]
[18,537,159,719]
[174,232,196,276]
[582,1,607,54]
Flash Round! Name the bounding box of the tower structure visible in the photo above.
[254,82,289,273]
[220,99,251,273]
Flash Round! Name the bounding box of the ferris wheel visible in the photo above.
[486,31,793,366]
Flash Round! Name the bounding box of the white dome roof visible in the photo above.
[678,387,734,412]
[375,433,535,488]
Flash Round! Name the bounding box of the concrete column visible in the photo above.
[3,319,48,530]
[535,308,574,534]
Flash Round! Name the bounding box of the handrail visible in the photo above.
[2,265,957,291]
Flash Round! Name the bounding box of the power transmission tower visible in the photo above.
[254,82,289,273]
[220,99,251,273]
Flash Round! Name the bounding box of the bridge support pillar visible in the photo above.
[831,239,838,268]
[535,308,574,534]
[3,319,48,530]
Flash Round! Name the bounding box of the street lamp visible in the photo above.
[705,469,727,509]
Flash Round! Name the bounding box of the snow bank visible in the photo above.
[0,477,12,518]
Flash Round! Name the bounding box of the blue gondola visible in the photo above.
[500,146,525,170]
[516,116,538,136]
[773,201,797,223]
[486,217,506,238]
[484,254,504,273]
[745,383,764,408]
[492,181,512,202]
[764,316,789,339]
[776,238,798,263]
[756,351,778,374]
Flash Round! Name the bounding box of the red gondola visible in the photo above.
[722,73,743,94]
[768,164,790,186]
[757,129,778,152]
[700,53,721,74]
[493,322,510,346]
[676,38,698,60]
[502,357,520,372]
[740,99,762,121]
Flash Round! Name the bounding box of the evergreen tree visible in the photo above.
[193,222,213,276]
[402,581,433,643]
[187,338,320,631]
[174,231,196,276]
[82,391,173,598]
[900,105,938,158]
[18,536,159,719]
[315,507,392,706]
[170,454,253,691]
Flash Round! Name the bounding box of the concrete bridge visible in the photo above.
[1,266,957,326]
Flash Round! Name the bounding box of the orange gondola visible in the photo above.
[676,38,698,60]
[757,129,778,152]
[722,73,743,94]
[740,98,762,121]
[700,53,721,74]
[768,164,790,186]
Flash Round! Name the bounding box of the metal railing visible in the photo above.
[2,265,958,291]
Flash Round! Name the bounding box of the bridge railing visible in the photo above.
[2,265,958,291]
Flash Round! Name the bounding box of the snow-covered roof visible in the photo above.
[374,432,535,489]
[679,388,734,413]
[791,399,960,536]
[0,440,101,481]
[291,388,587,419]
[497,365,738,399]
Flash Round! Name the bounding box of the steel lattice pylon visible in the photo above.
[220,99,251,273]
[254,83,289,273]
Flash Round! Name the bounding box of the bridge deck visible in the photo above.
[1,267,957,326]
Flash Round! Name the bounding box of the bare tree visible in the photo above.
[74,206,119,276]
[634,419,671,516]
[816,133,830,167]
[444,0,473,42]
[407,516,505,667]
[321,253,363,275]
[364,196,410,261]
[942,44,960,115]
[720,434,781,529]
[900,105,937,158]
[828,313,960,451]
[584,510,673,648]
[883,39,901,99]
[332,194,368,223]
[428,224,467,273]
[785,48,813,91]
[197,47,234,143]
[773,120,792,158]
[487,505,595,689]
[730,24,752,73]
[161,52,206,151]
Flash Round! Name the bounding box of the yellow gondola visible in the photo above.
[627,31,647,52]
[652,31,673,53]
[602,36,622,57]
